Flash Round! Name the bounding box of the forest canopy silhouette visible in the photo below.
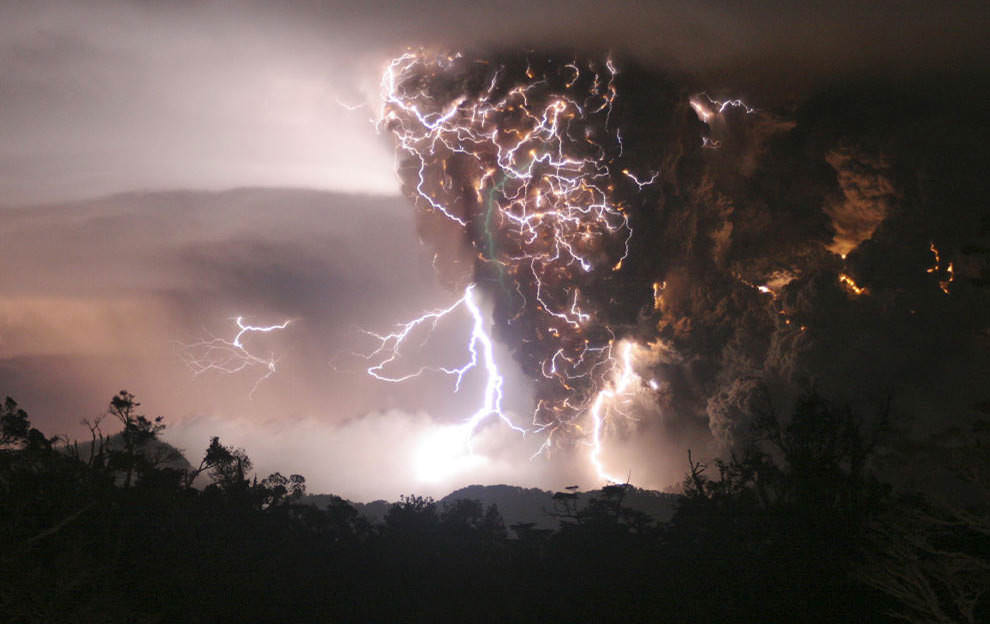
[1,388,986,623]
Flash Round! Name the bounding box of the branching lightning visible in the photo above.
[623,169,660,189]
[690,93,757,148]
[588,340,641,483]
[179,317,291,398]
[370,50,663,481]
[358,284,526,440]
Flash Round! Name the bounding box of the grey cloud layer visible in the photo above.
[0,192,431,453]
[2,1,988,203]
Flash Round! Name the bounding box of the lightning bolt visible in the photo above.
[622,169,660,189]
[372,49,667,482]
[690,93,757,148]
[588,340,640,483]
[358,284,526,449]
[179,317,291,398]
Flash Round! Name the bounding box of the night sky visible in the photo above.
[1,0,987,500]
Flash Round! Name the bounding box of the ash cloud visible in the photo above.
[660,75,990,447]
[4,1,988,204]
[387,51,990,457]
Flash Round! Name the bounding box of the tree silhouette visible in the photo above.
[1,396,53,451]
[385,494,438,534]
[858,420,990,623]
[258,471,306,508]
[0,397,30,448]
[106,390,165,487]
[200,435,252,491]
[669,390,892,622]
[3,384,981,623]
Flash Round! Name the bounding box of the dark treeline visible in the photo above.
[1,390,986,623]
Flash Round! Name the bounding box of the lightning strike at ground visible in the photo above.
[588,340,641,483]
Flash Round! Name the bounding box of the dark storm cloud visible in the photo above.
[664,77,990,446]
[381,49,989,463]
[2,1,988,203]
[272,1,988,70]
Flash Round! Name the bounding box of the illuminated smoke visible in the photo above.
[362,49,987,486]
[927,242,954,295]
[838,273,868,296]
[823,149,896,259]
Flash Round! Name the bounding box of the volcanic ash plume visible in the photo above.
[373,49,990,480]
[376,51,679,466]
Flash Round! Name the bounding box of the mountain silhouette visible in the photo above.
[305,483,679,530]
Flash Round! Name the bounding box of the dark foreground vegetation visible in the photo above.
[1,390,987,623]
